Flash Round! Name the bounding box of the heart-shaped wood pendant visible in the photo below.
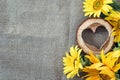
[77,18,114,54]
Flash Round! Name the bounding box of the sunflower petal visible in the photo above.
[85,51,100,63]
[113,63,120,72]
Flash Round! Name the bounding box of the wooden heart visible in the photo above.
[77,18,114,54]
[82,26,108,49]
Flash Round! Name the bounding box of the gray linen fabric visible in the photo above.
[0,0,85,80]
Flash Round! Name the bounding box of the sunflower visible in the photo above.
[112,22,120,42]
[106,50,120,67]
[83,50,120,80]
[63,46,83,79]
[83,0,113,17]
[100,50,120,73]
[112,29,120,42]
[83,63,115,80]
[105,11,120,42]
[105,10,120,28]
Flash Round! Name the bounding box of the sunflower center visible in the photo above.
[73,58,77,68]
[93,0,103,10]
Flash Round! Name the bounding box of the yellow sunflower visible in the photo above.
[83,63,115,80]
[83,0,113,17]
[83,50,120,80]
[100,50,120,73]
[106,50,120,68]
[105,10,120,28]
[105,11,120,42]
[63,46,83,79]
[112,29,120,42]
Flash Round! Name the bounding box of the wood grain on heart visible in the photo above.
[77,18,114,54]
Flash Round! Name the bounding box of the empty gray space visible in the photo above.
[0,0,86,80]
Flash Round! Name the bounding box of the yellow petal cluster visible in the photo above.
[105,11,120,42]
[112,29,120,42]
[63,46,83,79]
[105,11,120,28]
[83,0,113,17]
[83,50,120,80]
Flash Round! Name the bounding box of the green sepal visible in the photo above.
[113,47,120,51]
[80,54,91,67]
[100,12,107,18]
[113,43,120,51]
[116,69,120,79]
[118,43,120,47]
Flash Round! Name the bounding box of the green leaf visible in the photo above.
[113,47,120,51]
[113,43,120,51]
[80,55,91,67]
[118,43,120,47]
[116,70,120,79]
[100,13,107,18]
[110,1,120,11]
